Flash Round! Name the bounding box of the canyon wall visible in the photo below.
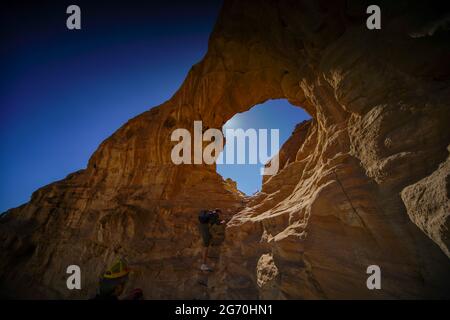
[1,0,449,299]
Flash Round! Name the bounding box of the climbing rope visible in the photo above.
[332,168,370,231]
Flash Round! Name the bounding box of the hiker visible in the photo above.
[92,258,143,300]
[198,208,225,271]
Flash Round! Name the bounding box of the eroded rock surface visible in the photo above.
[1,0,449,299]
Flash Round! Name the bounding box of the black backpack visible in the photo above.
[198,210,210,224]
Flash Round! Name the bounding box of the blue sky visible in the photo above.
[0,1,309,212]
[0,1,222,212]
[217,100,310,195]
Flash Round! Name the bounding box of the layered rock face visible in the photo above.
[1,0,450,299]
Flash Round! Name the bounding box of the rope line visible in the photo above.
[332,169,370,231]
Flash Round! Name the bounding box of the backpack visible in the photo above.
[198,210,210,224]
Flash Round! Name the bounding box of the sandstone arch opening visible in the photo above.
[216,99,311,195]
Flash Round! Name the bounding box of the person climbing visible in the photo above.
[92,258,143,300]
[198,208,225,272]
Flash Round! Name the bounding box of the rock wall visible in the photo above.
[1,0,449,299]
